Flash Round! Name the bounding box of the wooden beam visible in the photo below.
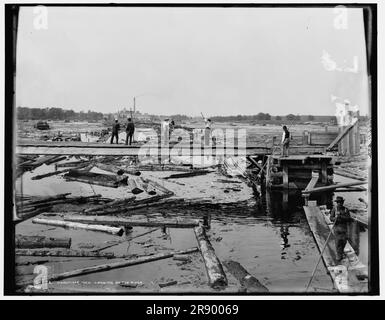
[282,164,289,189]
[326,119,358,151]
[302,181,367,194]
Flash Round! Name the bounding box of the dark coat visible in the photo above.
[112,122,120,133]
[126,122,135,135]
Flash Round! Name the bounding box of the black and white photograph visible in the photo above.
[3,3,378,296]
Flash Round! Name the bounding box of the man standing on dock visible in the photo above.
[330,196,352,262]
[110,119,120,144]
[204,118,212,145]
[125,118,135,145]
[281,125,290,157]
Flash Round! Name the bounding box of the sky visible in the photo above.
[15,6,370,116]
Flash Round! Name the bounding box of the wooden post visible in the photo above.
[282,164,289,189]
[321,162,328,185]
[265,155,272,189]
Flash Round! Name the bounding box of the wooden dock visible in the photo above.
[303,204,368,293]
[265,155,334,190]
[16,141,272,156]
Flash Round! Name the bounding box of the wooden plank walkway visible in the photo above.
[16,141,328,156]
[303,205,368,293]
[16,141,271,156]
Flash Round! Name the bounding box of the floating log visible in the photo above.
[64,216,199,228]
[83,196,136,214]
[223,260,268,292]
[44,156,67,165]
[32,218,124,236]
[17,195,102,216]
[92,228,159,252]
[56,160,90,168]
[15,248,116,258]
[24,155,59,168]
[334,169,367,181]
[66,194,102,204]
[15,207,53,224]
[17,193,71,207]
[15,235,71,249]
[164,170,210,180]
[17,247,199,287]
[302,181,367,194]
[64,175,119,188]
[125,164,193,172]
[31,168,70,180]
[194,226,228,288]
[88,194,175,215]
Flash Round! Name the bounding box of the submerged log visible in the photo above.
[194,226,228,288]
[64,215,199,228]
[223,260,268,292]
[92,228,159,252]
[17,247,199,287]
[15,248,115,258]
[32,218,124,236]
[16,235,71,249]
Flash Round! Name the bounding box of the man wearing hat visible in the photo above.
[330,196,352,261]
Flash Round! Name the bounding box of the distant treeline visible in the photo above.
[211,113,329,122]
[17,107,104,121]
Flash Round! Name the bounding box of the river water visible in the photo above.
[15,155,368,293]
